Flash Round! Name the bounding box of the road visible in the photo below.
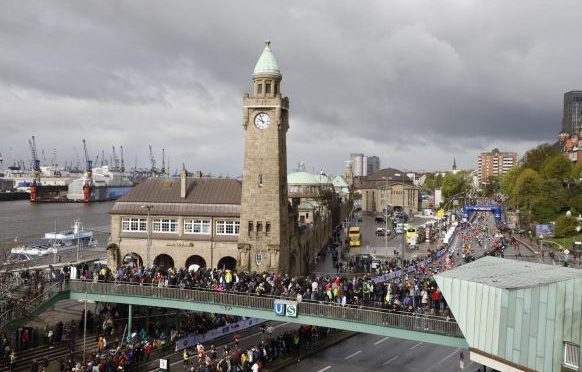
[280,333,476,372]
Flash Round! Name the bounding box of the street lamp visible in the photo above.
[381,177,390,259]
[141,204,153,267]
[394,170,407,265]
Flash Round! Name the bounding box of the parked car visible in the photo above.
[375,216,386,224]
[375,227,389,236]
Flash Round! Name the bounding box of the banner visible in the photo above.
[373,241,451,284]
[535,224,554,238]
[175,318,267,351]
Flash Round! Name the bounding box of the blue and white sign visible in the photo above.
[274,299,298,317]
[274,302,286,316]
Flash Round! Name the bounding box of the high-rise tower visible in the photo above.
[238,41,290,273]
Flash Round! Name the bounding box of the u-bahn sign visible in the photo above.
[274,299,298,317]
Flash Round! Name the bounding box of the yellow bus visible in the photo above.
[348,226,361,247]
[406,226,426,247]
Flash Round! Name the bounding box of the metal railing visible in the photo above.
[0,281,65,330]
[67,281,464,339]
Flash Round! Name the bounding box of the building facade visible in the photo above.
[477,149,517,184]
[559,131,582,165]
[107,42,348,276]
[349,153,367,177]
[355,168,420,216]
[562,91,582,135]
[366,156,380,175]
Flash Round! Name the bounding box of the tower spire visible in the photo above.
[452,157,457,171]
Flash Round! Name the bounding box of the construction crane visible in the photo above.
[112,145,120,170]
[94,153,99,167]
[161,148,166,175]
[0,152,3,166]
[82,139,93,202]
[28,136,41,201]
[148,145,157,175]
[101,150,106,166]
[120,145,125,172]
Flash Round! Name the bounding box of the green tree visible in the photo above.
[530,179,568,222]
[571,164,582,181]
[512,168,542,209]
[422,173,436,191]
[540,154,573,180]
[554,215,578,238]
[442,171,472,205]
[500,166,521,202]
[522,144,560,171]
[482,175,500,197]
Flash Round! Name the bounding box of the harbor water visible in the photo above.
[0,200,113,260]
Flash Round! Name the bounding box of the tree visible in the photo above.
[522,144,560,171]
[554,215,578,238]
[540,154,573,181]
[500,166,521,202]
[530,179,568,222]
[441,171,472,205]
[512,168,542,209]
[571,164,582,181]
[482,175,500,197]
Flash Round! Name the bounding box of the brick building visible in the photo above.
[477,149,517,184]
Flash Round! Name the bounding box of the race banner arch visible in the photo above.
[463,204,502,223]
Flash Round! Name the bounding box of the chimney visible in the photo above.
[180,163,188,198]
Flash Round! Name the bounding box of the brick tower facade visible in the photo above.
[238,41,290,273]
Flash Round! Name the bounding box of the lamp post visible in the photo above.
[382,177,389,259]
[141,204,153,267]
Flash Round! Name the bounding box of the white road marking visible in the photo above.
[409,341,424,349]
[344,350,362,360]
[373,336,389,345]
[383,356,398,365]
[430,349,460,368]
[317,366,333,372]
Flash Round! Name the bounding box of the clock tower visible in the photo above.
[238,41,290,274]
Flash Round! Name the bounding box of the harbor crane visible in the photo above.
[112,145,120,170]
[161,148,166,175]
[28,136,41,202]
[148,145,157,175]
[101,150,106,166]
[120,145,125,172]
[82,139,93,202]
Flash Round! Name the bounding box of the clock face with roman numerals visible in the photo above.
[254,112,270,130]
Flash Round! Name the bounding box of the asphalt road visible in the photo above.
[280,333,477,372]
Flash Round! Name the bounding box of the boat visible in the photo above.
[6,220,97,263]
[67,165,133,202]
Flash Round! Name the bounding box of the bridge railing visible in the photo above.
[67,280,464,339]
[0,281,64,330]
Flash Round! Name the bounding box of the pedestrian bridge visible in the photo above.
[1,280,468,348]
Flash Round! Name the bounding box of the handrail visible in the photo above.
[66,280,464,339]
[0,281,65,330]
[73,279,450,322]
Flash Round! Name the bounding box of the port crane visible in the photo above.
[112,145,120,170]
[120,145,125,172]
[148,145,157,175]
[161,148,166,175]
[28,136,41,201]
[82,139,93,202]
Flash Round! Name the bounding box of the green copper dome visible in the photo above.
[253,40,281,77]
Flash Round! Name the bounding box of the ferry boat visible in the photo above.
[6,220,97,263]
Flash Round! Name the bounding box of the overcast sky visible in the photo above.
[0,1,579,176]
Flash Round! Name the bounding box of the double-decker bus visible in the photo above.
[406,226,426,247]
[348,226,361,247]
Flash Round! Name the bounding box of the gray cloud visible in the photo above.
[0,1,579,175]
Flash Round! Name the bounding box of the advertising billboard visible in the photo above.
[535,224,554,238]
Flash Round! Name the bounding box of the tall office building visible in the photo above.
[477,149,517,184]
[562,91,582,135]
[366,156,380,175]
[349,153,367,177]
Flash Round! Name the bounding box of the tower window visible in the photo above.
[256,221,263,233]
[265,222,271,235]
[265,83,271,94]
[274,83,278,95]
[258,174,263,187]
[257,83,262,95]
[248,221,254,234]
